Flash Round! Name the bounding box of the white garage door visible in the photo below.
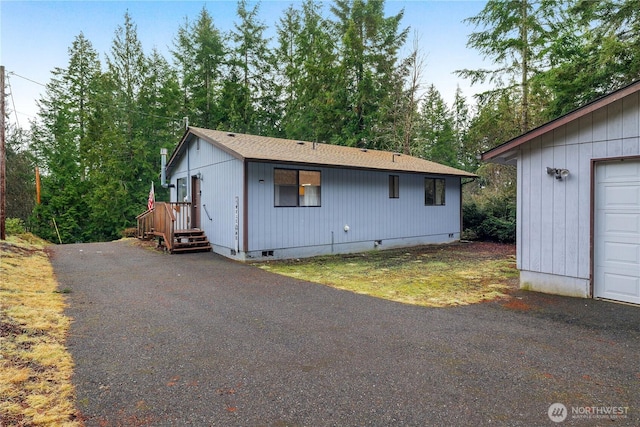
[594,160,640,304]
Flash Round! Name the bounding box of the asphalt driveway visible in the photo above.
[51,241,640,426]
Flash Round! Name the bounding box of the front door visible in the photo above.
[191,176,201,230]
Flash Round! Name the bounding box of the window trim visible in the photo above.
[389,175,399,198]
[177,177,188,203]
[425,177,446,206]
[274,168,321,207]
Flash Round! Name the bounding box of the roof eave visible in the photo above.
[482,79,640,162]
[244,157,478,177]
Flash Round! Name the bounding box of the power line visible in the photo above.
[5,73,20,129]
[7,70,187,127]
[8,71,46,87]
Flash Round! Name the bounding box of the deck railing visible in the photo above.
[136,202,191,251]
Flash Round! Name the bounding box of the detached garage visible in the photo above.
[482,80,640,305]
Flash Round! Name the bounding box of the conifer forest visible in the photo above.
[5,0,640,243]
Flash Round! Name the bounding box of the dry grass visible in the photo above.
[0,234,80,426]
[259,242,518,307]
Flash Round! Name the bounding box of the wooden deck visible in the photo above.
[136,202,212,254]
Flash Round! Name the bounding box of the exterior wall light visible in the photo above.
[546,167,570,180]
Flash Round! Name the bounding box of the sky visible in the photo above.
[0,0,491,129]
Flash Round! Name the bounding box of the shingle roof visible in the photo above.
[168,127,476,178]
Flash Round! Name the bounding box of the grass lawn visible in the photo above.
[0,234,80,426]
[259,241,518,307]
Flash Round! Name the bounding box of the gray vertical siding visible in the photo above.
[517,91,640,281]
[171,138,466,259]
[246,162,461,255]
[170,137,245,254]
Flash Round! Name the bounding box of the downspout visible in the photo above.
[243,161,249,255]
[161,148,168,187]
[187,139,191,203]
[460,177,477,239]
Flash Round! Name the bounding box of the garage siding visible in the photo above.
[517,91,640,293]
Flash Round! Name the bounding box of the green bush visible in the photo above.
[6,218,26,235]
[478,216,516,243]
[463,199,516,243]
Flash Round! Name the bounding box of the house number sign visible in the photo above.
[234,196,239,253]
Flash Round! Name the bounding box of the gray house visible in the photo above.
[154,127,475,261]
[482,80,640,305]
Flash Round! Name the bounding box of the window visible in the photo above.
[177,177,187,202]
[389,175,399,198]
[425,178,445,206]
[275,169,321,207]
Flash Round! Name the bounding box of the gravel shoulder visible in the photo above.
[51,240,640,426]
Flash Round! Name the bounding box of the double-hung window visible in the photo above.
[425,178,445,206]
[274,169,321,207]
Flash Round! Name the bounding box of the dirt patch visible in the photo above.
[502,297,533,311]
[0,241,39,256]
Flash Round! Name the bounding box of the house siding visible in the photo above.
[517,91,640,296]
[170,137,245,255]
[246,162,461,259]
[167,133,470,261]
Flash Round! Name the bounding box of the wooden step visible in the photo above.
[171,244,212,254]
[170,228,212,254]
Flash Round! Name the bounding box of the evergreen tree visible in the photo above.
[539,0,640,117]
[172,8,226,128]
[106,11,147,139]
[276,0,339,142]
[451,87,476,171]
[379,35,424,154]
[275,5,304,137]
[86,12,154,240]
[29,33,100,243]
[138,48,183,202]
[331,0,409,147]
[6,125,35,223]
[457,0,555,132]
[228,0,279,135]
[415,85,457,167]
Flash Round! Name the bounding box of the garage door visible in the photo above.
[594,160,640,304]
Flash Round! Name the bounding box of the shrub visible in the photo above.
[463,199,516,244]
[478,216,516,243]
[6,218,26,235]
[121,227,137,238]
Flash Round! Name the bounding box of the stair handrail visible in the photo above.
[135,208,154,239]
[153,202,176,251]
[203,203,212,221]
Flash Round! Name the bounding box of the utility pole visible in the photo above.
[1,65,6,240]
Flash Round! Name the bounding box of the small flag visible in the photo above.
[147,181,155,211]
